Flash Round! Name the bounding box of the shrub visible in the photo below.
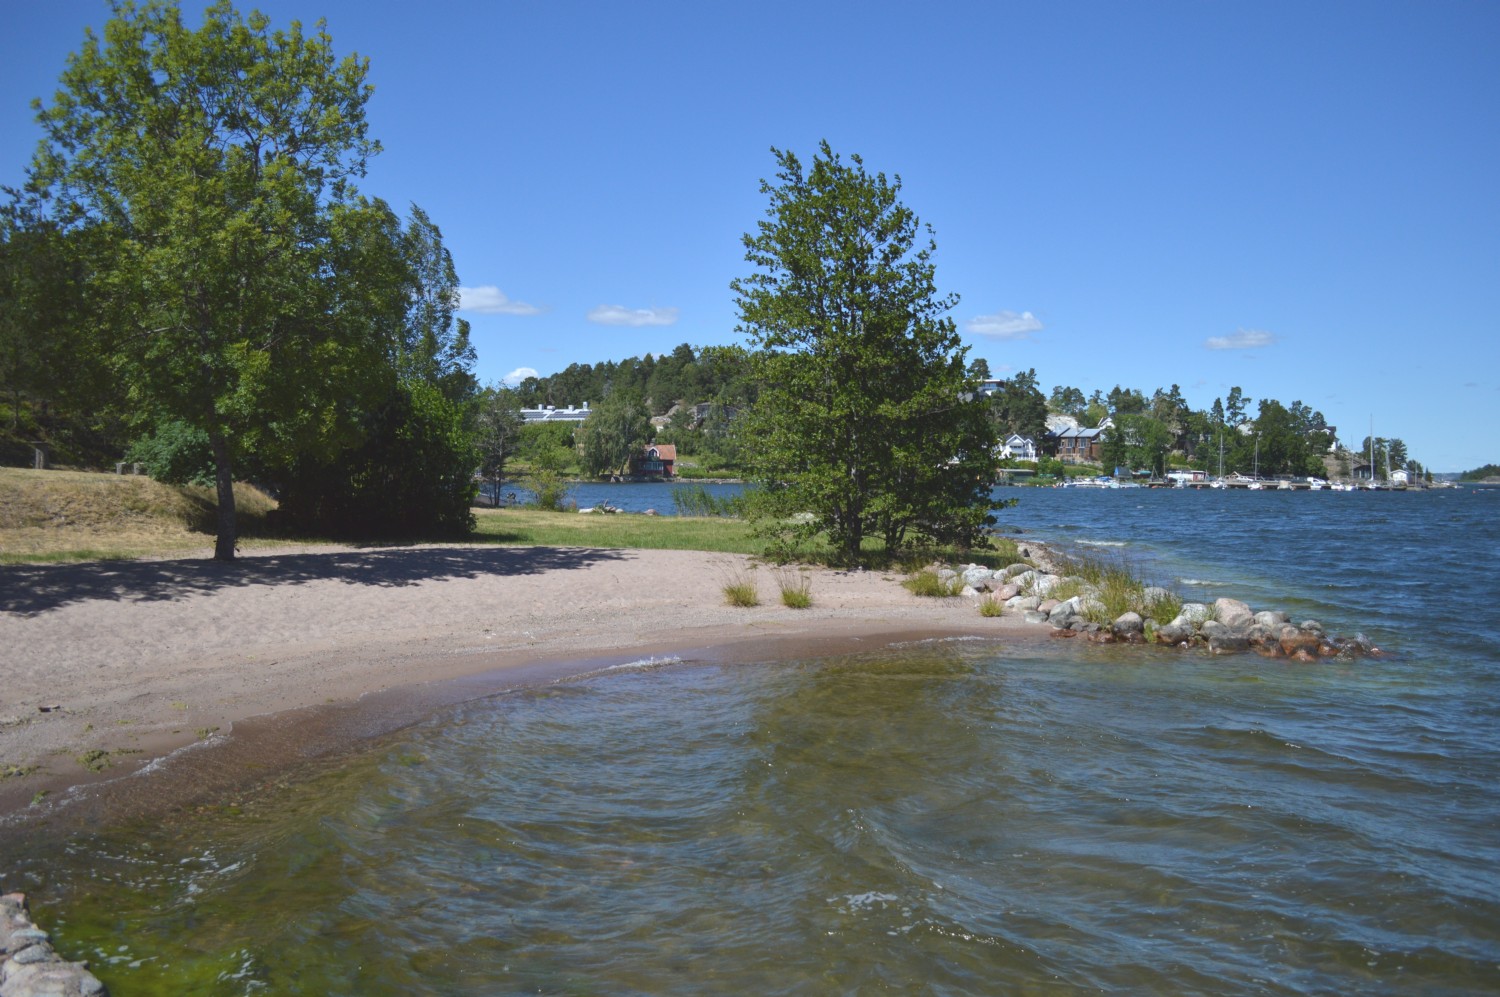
[978,596,1004,617]
[125,421,216,486]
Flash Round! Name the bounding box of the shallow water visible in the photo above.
[8,488,1500,995]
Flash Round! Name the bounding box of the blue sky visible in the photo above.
[3,1,1496,471]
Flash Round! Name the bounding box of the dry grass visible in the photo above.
[721,563,761,607]
[902,569,964,597]
[0,467,278,563]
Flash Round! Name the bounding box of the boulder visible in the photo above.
[1299,620,1326,634]
[1031,574,1061,597]
[1141,586,1173,603]
[1244,623,1275,646]
[1113,611,1144,635]
[1037,598,1060,615]
[1200,619,1231,640]
[1254,610,1289,628]
[1023,610,1050,625]
[1208,633,1250,654]
[1279,627,1322,658]
[1177,602,1212,625]
[993,583,1020,601]
[936,568,958,585]
[1001,562,1034,580]
[961,566,994,589]
[1006,595,1041,612]
[1213,597,1255,631]
[1154,623,1192,645]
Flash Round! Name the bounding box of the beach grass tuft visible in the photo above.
[721,563,760,607]
[978,595,1004,617]
[774,567,813,608]
[903,569,964,597]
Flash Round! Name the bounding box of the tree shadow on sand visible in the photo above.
[0,545,631,616]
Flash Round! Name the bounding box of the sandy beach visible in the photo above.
[0,543,1047,820]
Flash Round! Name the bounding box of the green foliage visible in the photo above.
[125,421,215,486]
[577,389,651,477]
[978,595,1004,617]
[671,484,747,517]
[987,368,1049,442]
[520,435,573,511]
[272,382,477,539]
[1460,463,1500,481]
[731,142,999,564]
[902,570,964,597]
[26,0,394,558]
[473,384,525,499]
[1101,413,1173,476]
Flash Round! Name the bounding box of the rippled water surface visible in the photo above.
[11,488,1500,994]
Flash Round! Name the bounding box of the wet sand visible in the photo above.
[0,544,1048,824]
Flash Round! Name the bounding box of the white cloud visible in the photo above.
[587,304,680,327]
[965,310,1043,339]
[1205,328,1277,350]
[458,285,541,316]
[502,366,539,385]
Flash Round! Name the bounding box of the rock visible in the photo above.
[1006,595,1041,612]
[1208,633,1250,654]
[1076,621,1103,634]
[1141,586,1172,603]
[1113,611,1144,635]
[936,568,958,585]
[1200,619,1231,640]
[1023,610,1050,624]
[1279,627,1322,658]
[1254,610,1289,628]
[960,585,979,597]
[1244,623,1275,646]
[1031,574,1061,597]
[1001,562,1034,580]
[1214,597,1255,631]
[1075,594,1104,617]
[1154,623,1191,645]
[1299,620,1326,634]
[1176,602,1212,625]
[642,508,658,516]
[1048,597,1078,622]
[961,566,994,589]
[1036,599,1060,615]
[993,583,1019,601]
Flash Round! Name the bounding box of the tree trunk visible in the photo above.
[210,432,237,561]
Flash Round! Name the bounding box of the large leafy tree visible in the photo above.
[25,0,385,559]
[987,368,1048,442]
[731,142,997,562]
[577,388,652,477]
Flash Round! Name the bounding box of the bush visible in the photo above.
[774,567,812,608]
[126,421,215,486]
[273,382,477,539]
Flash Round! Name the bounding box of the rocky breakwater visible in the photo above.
[943,562,1381,661]
[0,894,106,996]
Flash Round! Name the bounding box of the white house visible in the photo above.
[521,402,590,424]
[998,433,1038,461]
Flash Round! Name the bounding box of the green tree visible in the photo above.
[731,142,998,562]
[577,388,651,477]
[473,384,525,502]
[1101,413,1173,477]
[26,0,385,558]
[1048,384,1086,417]
[987,368,1049,442]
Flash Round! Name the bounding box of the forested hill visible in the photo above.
[512,344,758,416]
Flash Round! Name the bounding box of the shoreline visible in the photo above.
[0,543,1050,834]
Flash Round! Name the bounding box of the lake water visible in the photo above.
[7,488,1500,994]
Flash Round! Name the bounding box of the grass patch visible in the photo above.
[0,467,277,563]
[472,507,761,555]
[76,748,111,772]
[978,595,1004,617]
[721,564,760,607]
[902,569,964,597]
[1052,549,1184,625]
[2,764,38,779]
[774,567,812,608]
